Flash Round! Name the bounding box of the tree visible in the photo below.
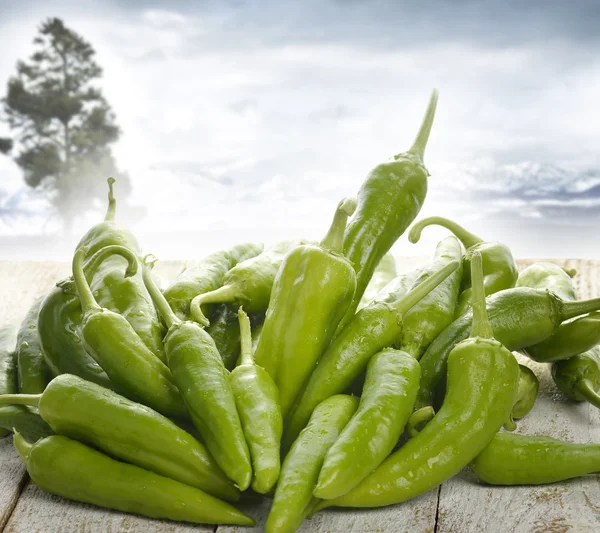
[0,17,130,229]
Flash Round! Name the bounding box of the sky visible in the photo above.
[1,0,600,261]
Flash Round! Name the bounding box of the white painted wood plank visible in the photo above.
[437,259,600,533]
[0,438,26,532]
[3,481,214,533]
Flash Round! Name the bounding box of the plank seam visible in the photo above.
[0,474,29,533]
[433,484,442,533]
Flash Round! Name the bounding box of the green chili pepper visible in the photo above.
[0,325,18,438]
[315,252,519,510]
[416,288,600,410]
[471,432,600,485]
[314,348,420,500]
[409,216,518,317]
[76,178,166,362]
[17,296,51,394]
[190,240,304,326]
[283,259,459,451]
[72,247,186,419]
[143,258,252,490]
[254,198,358,417]
[0,373,237,501]
[13,432,255,526]
[516,262,577,302]
[0,405,53,441]
[266,395,358,533]
[164,243,263,321]
[504,364,539,431]
[339,90,438,330]
[231,308,282,495]
[398,236,463,358]
[371,265,423,305]
[358,253,398,310]
[551,347,600,409]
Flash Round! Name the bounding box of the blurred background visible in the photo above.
[1,0,599,261]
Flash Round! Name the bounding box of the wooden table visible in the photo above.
[1,258,599,533]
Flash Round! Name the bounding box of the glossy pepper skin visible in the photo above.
[283,259,459,451]
[0,374,237,501]
[143,258,252,491]
[315,252,519,510]
[17,296,51,394]
[164,242,263,321]
[190,240,304,326]
[552,347,600,409]
[0,325,18,438]
[358,253,398,310]
[409,216,518,317]
[72,247,186,419]
[416,287,600,410]
[339,90,438,330]
[371,265,423,304]
[398,236,463,359]
[231,308,282,494]
[516,262,577,302]
[265,395,358,533]
[505,364,539,431]
[0,406,53,442]
[315,348,420,500]
[254,198,358,417]
[471,432,600,485]
[206,304,243,370]
[76,178,166,362]
[37,244,149,392]
[14,433,255,527]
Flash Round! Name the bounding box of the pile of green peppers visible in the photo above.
[2,90,600,532]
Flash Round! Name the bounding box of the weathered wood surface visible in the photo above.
[0,258,599,532]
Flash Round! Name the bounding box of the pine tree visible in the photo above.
[0,17,130,228]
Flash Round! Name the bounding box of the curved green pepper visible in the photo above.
[14,433,254,526]
[0,374,237,501]
[504,364,539,431]
[0,325,18,438]
[72,247,186,419]
[164,243,263,321]
[371,265,423,305]
[314,348,420,500]
[358,253,398,310]
[254,198,358,417]
[471,432,600,485]
[143,258,251,490]
[409,216,518,317]
[231,308,282,494]
[190,240,304,326]
[339,90,438,330]
[516,262,577,302]
[266,395,358,533]
[416,287,600,410]
[315,252,519,510]
[552,347,600,408]
[77,178,166,361]
[0,405,53,441]
[17,296,51,394]
[398,236,463,358]
[283,259,458,451]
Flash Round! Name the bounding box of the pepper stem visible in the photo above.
[190,284,242,327]
[238,307,254,367]
[408,216,483,249]
[407,406,435,438]
[0,394,41,408]
[142,256,181,330]
[406,89,439,161]
[576,379,600,409]
[320,197,357,253]
[391,260,459,319]
[13,430,33,464]
[105,178,117,222]
[503,415,517,432]
[72,247,101,314]
[470,251,494,339]
[560,297,600,321]
[563,267,577,278]
[83,244,139,279]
